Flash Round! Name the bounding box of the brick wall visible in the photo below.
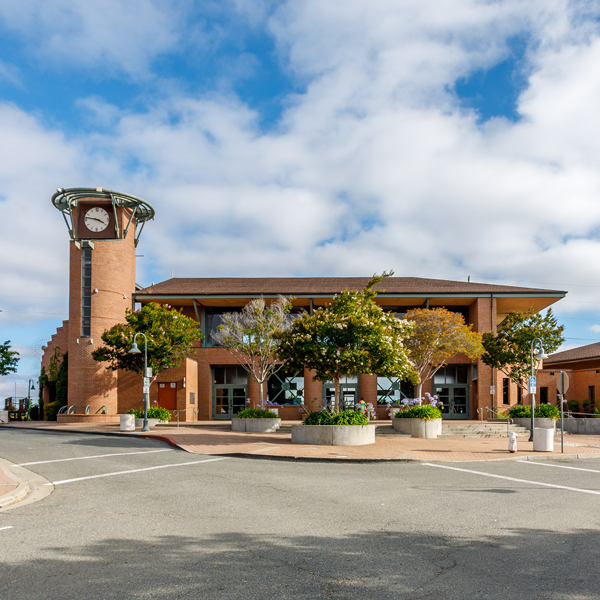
[40,320,69,407]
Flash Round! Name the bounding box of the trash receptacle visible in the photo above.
[533,427,554,452]
[120,414,135,431]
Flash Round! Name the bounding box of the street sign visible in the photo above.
[143,386,150,394]
[143,377,150,387]
[490,386,495,395]
[145,367,153,378]
[558,371,569,394]
[529,376,536,394]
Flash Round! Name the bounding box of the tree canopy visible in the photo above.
[211,296,294,405]
[0,340,19,376]
[481,308,564,389]
[403,308,484,397]
[275,273,416,411]
[92,302,202,377]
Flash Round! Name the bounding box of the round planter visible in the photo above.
[134,418,159,429]
[513,417,556,430]
[291,424,376,446]
[232,418,282,433]
[120,414,135,431]
[392,417,442,438]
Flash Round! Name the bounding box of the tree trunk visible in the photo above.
[334,377,340,413]
[415,382,422,399]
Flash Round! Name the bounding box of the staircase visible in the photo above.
[439,421,529,438]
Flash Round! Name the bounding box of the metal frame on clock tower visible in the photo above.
[51,187,155,420]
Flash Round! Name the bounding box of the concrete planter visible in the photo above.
[392,417,442,438]
[291,424,376,445]
[513,417,556,430]
[120,414,135,431]
[232,418,282,433]
[388,407,401,420]
[559,418,600,435]
[134,418,160,429]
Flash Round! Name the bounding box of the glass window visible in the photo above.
[206,308,244,346]
[213,366,247,385]
[268,370,304,405]
[376,376,414,404]
[503,378,509,405]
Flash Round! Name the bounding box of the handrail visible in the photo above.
[172,407,198,427]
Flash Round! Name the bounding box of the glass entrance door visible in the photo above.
[212,366,248,419]
[323,376,359,411]
[434,365,470,420]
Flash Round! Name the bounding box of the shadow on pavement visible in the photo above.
[1,527,596,599]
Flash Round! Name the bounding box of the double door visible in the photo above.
[212,366,248,419]
[433,365,471,420]
[323,381,359,411]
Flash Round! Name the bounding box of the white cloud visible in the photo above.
[3,0,600,373]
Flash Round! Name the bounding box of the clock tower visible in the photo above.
[51,187,155,420]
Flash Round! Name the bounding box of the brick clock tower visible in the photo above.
[51,187,155,420]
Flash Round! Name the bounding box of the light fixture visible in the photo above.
[128,334,149,432]
[57,187,65,194]
[129,342,140,354]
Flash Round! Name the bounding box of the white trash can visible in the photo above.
[120,414,135,431]
[533,427,554,452]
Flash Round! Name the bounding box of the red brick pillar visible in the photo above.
[304,368,322,412]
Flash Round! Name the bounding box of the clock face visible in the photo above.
[84,207,110,233]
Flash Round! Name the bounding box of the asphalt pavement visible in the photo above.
[1,427,600,599]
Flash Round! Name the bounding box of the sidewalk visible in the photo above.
[3,420,600,462]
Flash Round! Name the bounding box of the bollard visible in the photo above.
[508,431,517,453]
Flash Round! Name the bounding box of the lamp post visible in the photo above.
[27,379,35,421]
[528,337,548,442]
[129,333,149,433]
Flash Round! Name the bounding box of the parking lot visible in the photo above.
[1,428,600,599]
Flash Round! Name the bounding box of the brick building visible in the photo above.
[42,186,570,423]
[535,343,600,414]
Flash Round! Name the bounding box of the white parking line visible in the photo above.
[14,449,173,466]
[46,457,230,485]
[423,463,600,496]
[0,526,14,531]
[517,460,600,474]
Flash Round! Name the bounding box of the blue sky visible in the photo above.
[2,0,600,396]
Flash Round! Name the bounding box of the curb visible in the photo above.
[2,425,600,464]
[0,462,30,509]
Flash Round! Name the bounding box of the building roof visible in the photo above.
[545,342,600,364]
[135,277,565,297]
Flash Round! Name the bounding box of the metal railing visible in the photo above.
[172,407,198,427]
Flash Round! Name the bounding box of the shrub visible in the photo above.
[303,411,332,425]
[395,405,442,420]
[331,410,369,426]
[126,406,173,421]
[535,404,560,420]
[236,408,278,419]
[44,401,63,421]
[508,405,531,418]
[28,404,41,421]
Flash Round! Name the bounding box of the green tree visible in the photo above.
[211,296,294,406]
[403,308,484,398]
[481,309,564,389]
[0,340,19,376]
[275,273,416,412]
[92,302,202,377]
